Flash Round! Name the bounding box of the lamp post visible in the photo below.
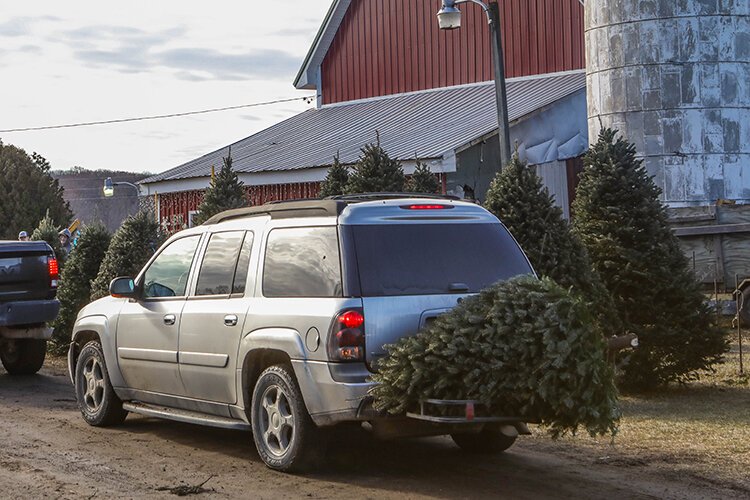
[103,177,140,197]
[437,0,511,167]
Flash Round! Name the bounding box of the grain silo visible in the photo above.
[585,0,750,207]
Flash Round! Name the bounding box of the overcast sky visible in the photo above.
[0,0,331,174]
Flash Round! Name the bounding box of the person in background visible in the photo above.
[18,231,29,241]
[59,228,73,257]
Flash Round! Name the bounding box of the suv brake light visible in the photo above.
[400,204,453,210]
[328,309,365,362]
[48,257,59,288]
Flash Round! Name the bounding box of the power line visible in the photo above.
[0,96,315,133]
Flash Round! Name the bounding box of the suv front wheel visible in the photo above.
[250,365,324,472]
[74,341,128,426]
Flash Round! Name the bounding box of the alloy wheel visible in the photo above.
[259,384,296,457]
[81,356,106,413]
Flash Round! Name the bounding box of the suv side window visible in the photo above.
[263,227,341,298]
[142,235,201,298]
[195,231,249,296]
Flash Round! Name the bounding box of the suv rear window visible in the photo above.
[350,223,532,296]
[263,227,342,297]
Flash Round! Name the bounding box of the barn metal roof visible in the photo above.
[142,70,585,185]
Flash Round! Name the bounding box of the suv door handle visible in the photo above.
[224,315,238,327]
[163,314,176,325]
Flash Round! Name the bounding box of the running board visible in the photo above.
[122,402,251,431]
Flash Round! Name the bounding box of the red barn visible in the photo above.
[141,0,588,225]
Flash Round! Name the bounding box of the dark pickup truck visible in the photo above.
[0,241,60,375]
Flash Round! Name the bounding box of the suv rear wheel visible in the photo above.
[0,339,46,375]
[74,341,127,426]
[451,426,517,453]
[251,365,325,472]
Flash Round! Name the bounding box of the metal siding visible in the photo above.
[529,0,538,75]
[320,0,584,104]
[143,71,586,185]
[535,160,570,220]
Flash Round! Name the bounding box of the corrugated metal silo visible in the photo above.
[585,1,750,206]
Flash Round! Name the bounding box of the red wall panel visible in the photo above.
[321,0,585,104]
[156,173,450,226]
[157,182,323,226]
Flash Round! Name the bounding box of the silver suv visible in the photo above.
[68,196,533,471]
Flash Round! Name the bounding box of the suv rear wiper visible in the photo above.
[448,283,469,292]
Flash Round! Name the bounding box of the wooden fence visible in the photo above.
[669,204,750,291]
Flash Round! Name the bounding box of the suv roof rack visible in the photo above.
[203,193,462,225]
[326,192,460,202]
[202,200,347,225]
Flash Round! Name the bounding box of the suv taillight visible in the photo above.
[400,204,453,210]
[328,309,365,362]
[48,257,59,288]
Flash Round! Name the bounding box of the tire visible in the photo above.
[451,426,517,453]
[74,341,127,426]
[0,339,47,375]
[250,365,325,472]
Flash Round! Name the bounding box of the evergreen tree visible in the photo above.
[484,154,618,333]
[0,142,72,240]
[371,276,620,438]
[344,134,405,194]
[90,210,161,300]
[319,153,349,197]
[573,128,728,390]
[31,211,64,263]
[51,223,111,353]
[405,160,440,194]
[194,148,247,224]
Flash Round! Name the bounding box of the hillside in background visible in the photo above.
[52,168,150,233]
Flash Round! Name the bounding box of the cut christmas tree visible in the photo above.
[405,160,440,194]
[193,148,247,225]
[484,154,619,334]
[370,276,620,438]
[572,129,728,390]
[319,153,349,197]
[345,133,405,194]
[31,210,64,264]
[90,210,161,300]
[52,222,110,352]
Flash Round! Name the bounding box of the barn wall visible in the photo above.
[157,182,322,226]
[321,0,585,104]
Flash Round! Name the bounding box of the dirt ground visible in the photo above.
[1,359,747,499]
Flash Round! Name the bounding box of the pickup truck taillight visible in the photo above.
[48,257,59,288]
[328,309,365,362]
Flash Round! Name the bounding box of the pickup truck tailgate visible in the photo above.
[0,241,55,301]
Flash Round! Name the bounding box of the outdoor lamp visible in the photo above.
[103,177,140,197]
[436,0,511,167]
[437,0,462,29]
[103,177,115,197]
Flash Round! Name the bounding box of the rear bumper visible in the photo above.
[0,299,59,330]
[291,359,375,426]
[0,325,53,340]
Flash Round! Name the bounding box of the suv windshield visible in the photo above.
[350,223,532,297]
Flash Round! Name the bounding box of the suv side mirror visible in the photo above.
[109,277,138,298]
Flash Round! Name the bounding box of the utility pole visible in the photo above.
[487,2,511,167]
